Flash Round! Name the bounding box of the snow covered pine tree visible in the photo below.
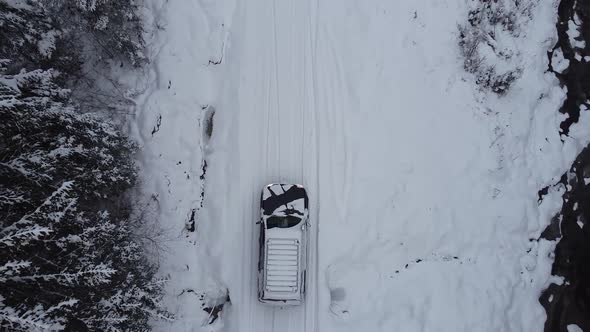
[40,0,145,66]
[0,2,168,331]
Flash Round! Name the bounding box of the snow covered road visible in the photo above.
[218,0,319,331]
[134,0,590,331]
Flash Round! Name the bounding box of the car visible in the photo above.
[257,183,309,305]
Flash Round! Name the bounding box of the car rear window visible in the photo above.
[266,216,301,229]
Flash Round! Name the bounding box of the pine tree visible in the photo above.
[0,1,168,329]
[40,0,146,66]
[0,1,80,80]
[0,65,168,331]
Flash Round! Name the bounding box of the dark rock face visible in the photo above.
[550,0,590,136]
[540,0,590,331]
[540,148,590,332]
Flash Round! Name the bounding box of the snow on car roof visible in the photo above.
[262,184,308,217]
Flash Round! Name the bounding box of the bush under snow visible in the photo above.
[459,0,539,94]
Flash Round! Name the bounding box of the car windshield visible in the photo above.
[266,216,301,229]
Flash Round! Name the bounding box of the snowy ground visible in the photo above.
[130,0,590,331]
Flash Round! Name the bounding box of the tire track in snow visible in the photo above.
[311,0,321,331]
[262,1,278,330]
[317,20,352,226]
[304,0,320,330]
[271,0,282,181]
[235,1,263,330]
[264,20,277,323]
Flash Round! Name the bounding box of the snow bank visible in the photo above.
[129,0,235,330]
[317,0,590,331]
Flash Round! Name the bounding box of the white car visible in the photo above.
[258,183,309,305]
